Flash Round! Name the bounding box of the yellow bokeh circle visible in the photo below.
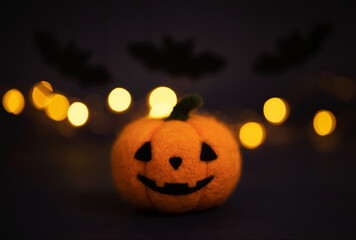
[148,103,174,119]
[313,110,336,136]
[149,86,177,108]
[2,89,25,115]
[45,93,69,121]
[68,102,89,127]
[263,97,289,124]
[31,81,53,109]
[239,122,266,149]
[107,88,131,112]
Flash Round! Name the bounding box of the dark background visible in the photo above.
[1,1,356,239]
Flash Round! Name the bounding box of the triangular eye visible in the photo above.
[134,142,151,161]
[200,142,217,161]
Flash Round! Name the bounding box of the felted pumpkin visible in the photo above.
[111,95,242,213]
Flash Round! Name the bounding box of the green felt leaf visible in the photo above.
[165,94,203,121]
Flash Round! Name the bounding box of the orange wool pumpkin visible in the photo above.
[111,95,242,213]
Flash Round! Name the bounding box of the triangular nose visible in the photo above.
[169,157,182,170]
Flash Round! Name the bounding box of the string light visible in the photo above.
[31,81,53,109]
[148,86,177,118]
[107,88,131,112]
[239,122,266,149]
[2,89,25,115]
[2,82,345,145]
[263,97,289,124]
[45,93,69,121]
[68,102,89,127]
[149,103,174,119]
[313,110,336,136]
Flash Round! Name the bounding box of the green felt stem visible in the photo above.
[165,94,203,121]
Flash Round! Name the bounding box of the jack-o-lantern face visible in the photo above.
[111,95,241,213]
[135,140,216,195]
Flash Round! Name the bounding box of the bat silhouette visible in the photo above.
[128,35,226,80]
[253,22,333,75]
[34,32,110,87]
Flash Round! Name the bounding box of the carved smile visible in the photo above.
[137,175,214,195]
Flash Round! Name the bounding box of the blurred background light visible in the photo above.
[263,97,289,124]
[31,81,53,109]
[148,86,177,108]
[313,110,336,136]
[2,89,25,115]
[68,102,89,127]
[107,88,131,112]
[45,93,69,121]
[148,103,174,119]
[239,122,266,149]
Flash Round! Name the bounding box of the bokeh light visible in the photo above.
[313,110,336,136]
[2,89,25,115]
[148,86,177,118]
[31,81,53,109]
[149,103,174,119]
[68,102,89,127]
[239,122,266,149]
[263,97,289,124]
[149,86,177,108]
[45,93,69,121]
[107,88,131,112]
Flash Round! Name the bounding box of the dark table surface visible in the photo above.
[2,115,356,239]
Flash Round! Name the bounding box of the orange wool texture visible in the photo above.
[111,114,242,213]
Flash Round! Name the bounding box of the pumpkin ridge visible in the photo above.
[142,120,166,210]
[186,120,209,210]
